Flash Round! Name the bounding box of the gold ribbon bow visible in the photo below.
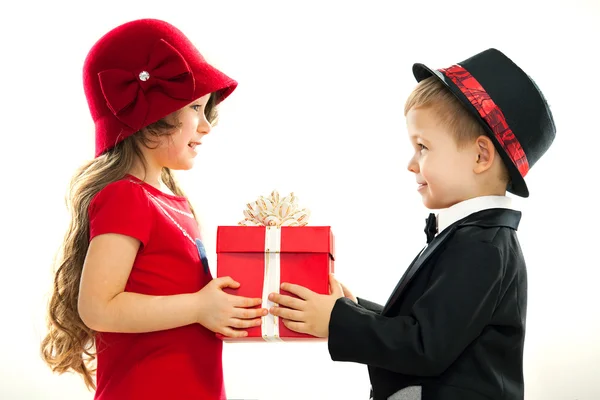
[238,190,310,227]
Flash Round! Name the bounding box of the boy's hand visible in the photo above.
[268,273,343,337]
[339,281,357,303]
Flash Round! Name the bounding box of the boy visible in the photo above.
[269,48,556,400]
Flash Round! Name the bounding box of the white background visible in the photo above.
[1,1,599,399]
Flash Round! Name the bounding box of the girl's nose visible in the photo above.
[197,115,212,135]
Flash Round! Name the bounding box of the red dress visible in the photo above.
[88,175,225,400]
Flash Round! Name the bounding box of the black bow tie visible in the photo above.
[425,213,438,244]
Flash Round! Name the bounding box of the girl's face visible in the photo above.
[148,93,213,171]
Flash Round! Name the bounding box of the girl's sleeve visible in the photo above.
[88,180,154,247]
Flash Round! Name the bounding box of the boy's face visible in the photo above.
[406,106,478,210]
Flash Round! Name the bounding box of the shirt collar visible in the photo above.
[436,195,515,234]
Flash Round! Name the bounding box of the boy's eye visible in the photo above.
[418,143,428,151]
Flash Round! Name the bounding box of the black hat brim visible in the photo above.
[412,63,529,198]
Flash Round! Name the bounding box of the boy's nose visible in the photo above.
[407,156,418,173]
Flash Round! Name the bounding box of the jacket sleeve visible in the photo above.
[328,241,504,376]
[357,297,384,314]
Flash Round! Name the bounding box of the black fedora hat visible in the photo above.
[412,48,556,197]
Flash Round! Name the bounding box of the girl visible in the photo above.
[40,19,266,400]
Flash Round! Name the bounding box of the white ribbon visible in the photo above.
[261,226,283,342]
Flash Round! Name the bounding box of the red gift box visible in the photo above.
[216,225,335,342]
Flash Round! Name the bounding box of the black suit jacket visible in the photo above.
[328,209,527,400]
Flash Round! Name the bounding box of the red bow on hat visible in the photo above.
[98,39,196,131]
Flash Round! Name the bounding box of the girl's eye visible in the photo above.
[191,104,203,112]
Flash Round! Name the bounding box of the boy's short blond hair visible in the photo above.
[404,76,487,146]
[404,76,510,183]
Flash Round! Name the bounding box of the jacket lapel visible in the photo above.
[381,226,455,314]
[380,208,521,315]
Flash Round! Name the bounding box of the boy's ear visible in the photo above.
[473,135,496,174]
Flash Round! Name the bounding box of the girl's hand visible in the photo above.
[195,276,267,338]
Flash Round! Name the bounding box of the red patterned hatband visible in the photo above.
[438,64,529,177]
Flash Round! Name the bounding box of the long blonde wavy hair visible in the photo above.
[41,95,218,389]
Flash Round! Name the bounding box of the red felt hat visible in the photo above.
[83,19,238,157]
